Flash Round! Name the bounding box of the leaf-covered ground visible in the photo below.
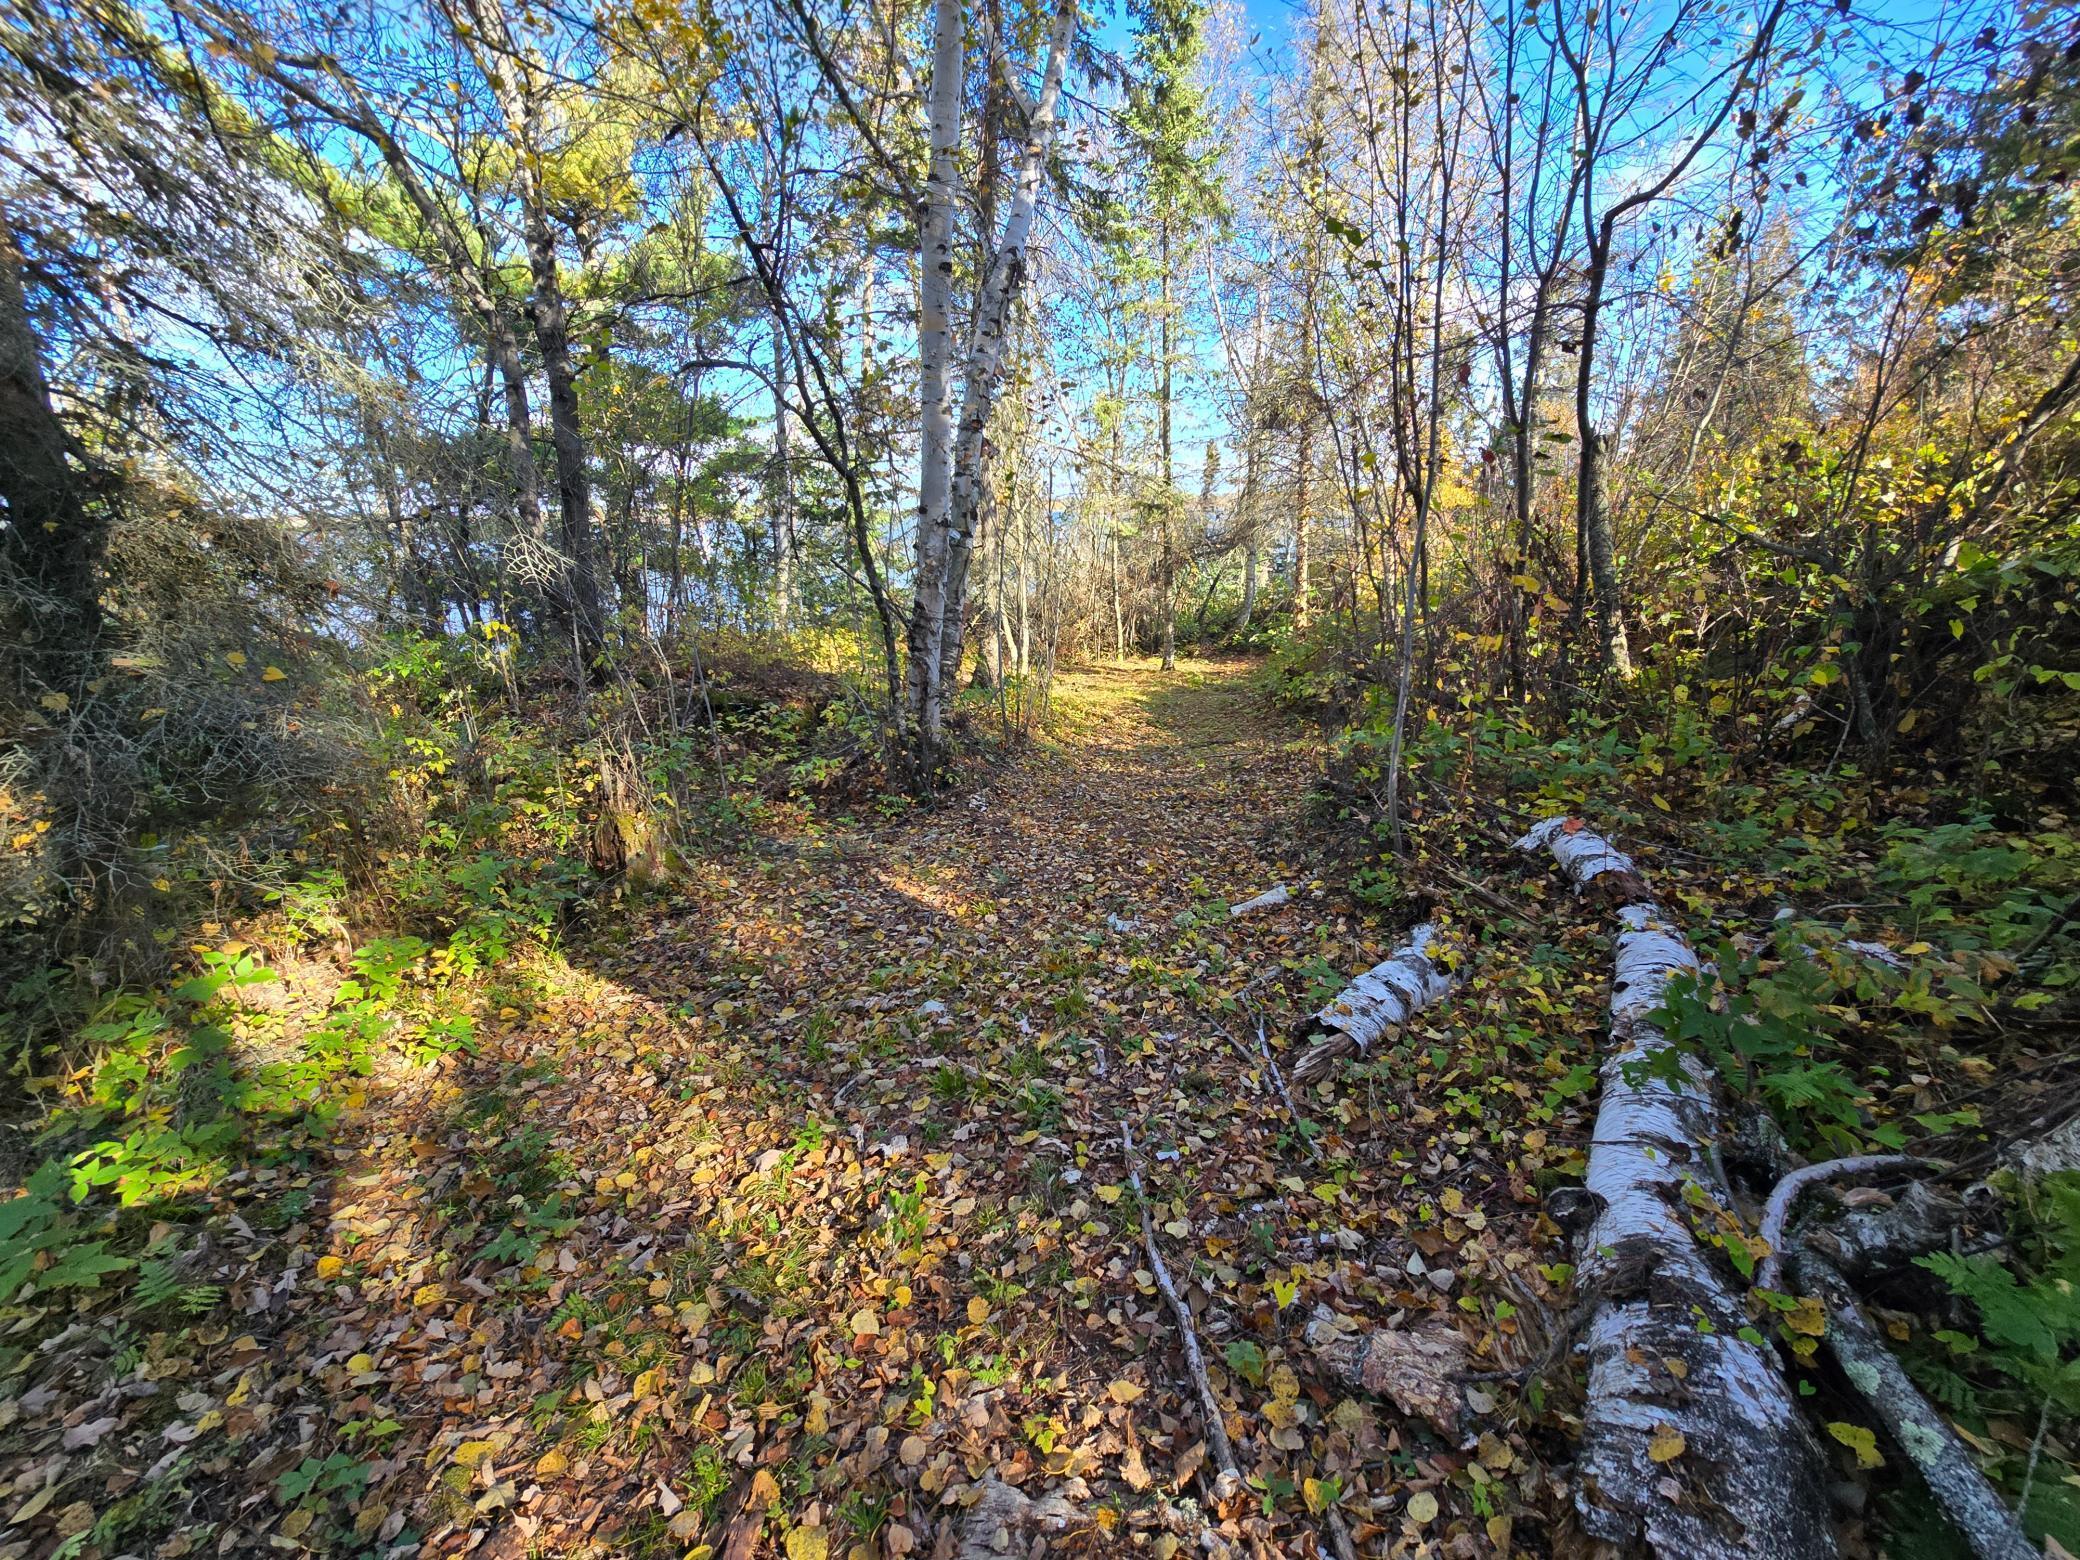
[5,661,1601,1559]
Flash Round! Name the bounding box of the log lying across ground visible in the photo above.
[1517,818,1836,1559]
[1291,922,1455,1083]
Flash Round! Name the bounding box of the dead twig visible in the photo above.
[1122,1119,1242,1496]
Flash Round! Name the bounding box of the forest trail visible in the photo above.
[267,657,1547,1555]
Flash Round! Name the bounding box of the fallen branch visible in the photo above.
[1795,1179,1966,1282]
[1518,819,1836,1557]
[1755,1154,1924,1293]
[1291,922,1455,1084]
[1513,815,1652,903]
[1250,1015,1321,1162]
[1229,884,1290,917]
[1122,1120,1242,1497]
[1789,1251,2037,1560]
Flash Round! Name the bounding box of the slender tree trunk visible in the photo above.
[1111,527,1126,662]
[523,221,604,660]
[1294,424,1313,628]
[1015,487,1031,675]
[772,316,794,631]
[0,216,99,694]
[485,310,545,548]
[447,0,605,661]
[934,0,1077,717]
[1159,222,1177,671]
[903,0,965,759]
[1578,423,1631,677]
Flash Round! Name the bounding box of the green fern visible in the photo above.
[135,1259,221,1316]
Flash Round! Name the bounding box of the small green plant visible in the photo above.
[1651,932,1885,1157]
[1907,1173,2080,1548]
[1014,1082,1064,1131]
[276,1451,372,1506]
[885,1173,930,1251]
[134,1256,221,1316]
[0,1161,133,1297]
[682,1444,731,1512]
[477,1191,579,1269]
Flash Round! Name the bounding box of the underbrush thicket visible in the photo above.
[0,621,916,1331]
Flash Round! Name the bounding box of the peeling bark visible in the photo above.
[1305,1306,1469,1439]
[1292,923,1455,1082]
[952,1479,1086,1560]
[1513,815,1652,904]
[1516,818,1836,1557]
[1577,1302,1829,1558]
[2005,1112,2080,1182]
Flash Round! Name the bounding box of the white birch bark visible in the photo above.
[1570,904,1835,1557]
[1518,820,1835,1556]
[937,0,1078,689]
[903,0,965,754]
[1513,814,1647,897]
[1314,922,1452,1051]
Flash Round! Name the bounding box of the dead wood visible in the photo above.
[1121,1120,1243,1498]
[1304,1305,1469,1440]
[1517,818,1836,1558]
[1290,922,1455,1083]
[1755,1154,1927,1293]
[1789,1252,2037,1560]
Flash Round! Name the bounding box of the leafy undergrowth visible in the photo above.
[10,657,2073,1560]
[0,659,1596,1559]
[1329,680,2080,1556]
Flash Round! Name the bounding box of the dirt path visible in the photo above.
[248,659,1558,1557]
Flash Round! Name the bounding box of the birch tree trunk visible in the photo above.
[907,0,1074,764]
[935,0,1076,705]
[903,0,965,760]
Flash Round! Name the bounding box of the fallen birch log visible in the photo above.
[1513,815,1653,904]
[1518,818,1836,1558]
[1779,1162,2040,1558]
[1229,884,1290,917]
[1291,923,1455,1083]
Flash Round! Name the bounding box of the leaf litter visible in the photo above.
[0,662,1596,1558]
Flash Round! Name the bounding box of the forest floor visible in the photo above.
[9,659,1587,1560]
